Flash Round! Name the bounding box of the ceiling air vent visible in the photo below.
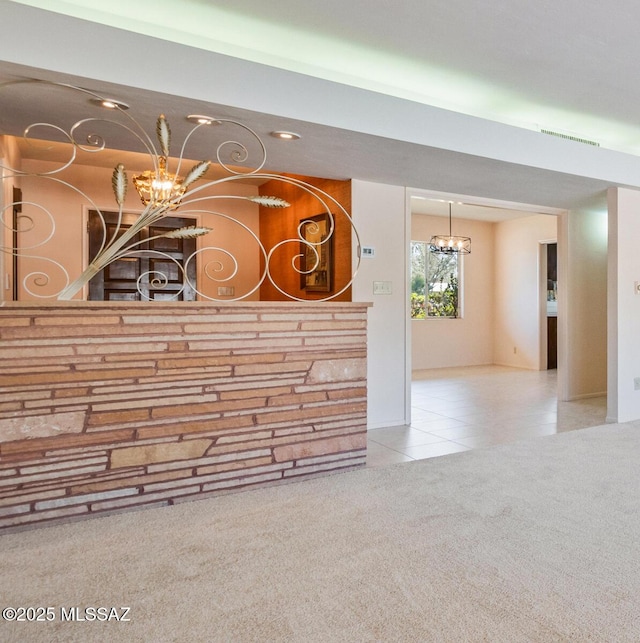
[540,129,600,147]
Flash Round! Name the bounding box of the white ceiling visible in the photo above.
[409,197,539,223]
[2,0,639,220]
[10,0,640,151]
[177,0,640,151]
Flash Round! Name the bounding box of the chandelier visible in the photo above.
[132,114,188,208]
[132,155,186,208]
[428,201,471,254]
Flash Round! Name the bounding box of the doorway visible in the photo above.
[546,242,558,370]
[406,189,567,426]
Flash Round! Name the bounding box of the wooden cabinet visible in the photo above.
[547,315,557,369]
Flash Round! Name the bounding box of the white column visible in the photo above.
[607,187,640,422]
[352,180,408,429]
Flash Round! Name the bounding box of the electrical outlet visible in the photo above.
[635,281,640,295]
[634,377,640,391]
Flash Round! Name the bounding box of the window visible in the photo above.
[410,241,461,318]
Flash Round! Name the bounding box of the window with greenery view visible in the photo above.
[410,241,461,318]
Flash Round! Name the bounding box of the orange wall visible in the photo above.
[259,175,352,301]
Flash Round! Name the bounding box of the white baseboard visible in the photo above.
[566,390,607,401]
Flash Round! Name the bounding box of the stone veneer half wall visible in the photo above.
[0,301,369,531]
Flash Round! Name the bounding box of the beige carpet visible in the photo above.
[2,420,640,642]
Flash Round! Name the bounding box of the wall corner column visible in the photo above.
[607,187,640,423]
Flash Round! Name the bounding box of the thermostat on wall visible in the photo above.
[362,246,375,258]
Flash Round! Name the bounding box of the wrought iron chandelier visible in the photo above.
[428,201,471,254]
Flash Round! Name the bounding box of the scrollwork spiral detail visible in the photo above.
[0,79,361,303]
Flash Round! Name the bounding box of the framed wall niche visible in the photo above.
[300,213,333,292]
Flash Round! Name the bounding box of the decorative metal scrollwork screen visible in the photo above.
[0,80,361,302]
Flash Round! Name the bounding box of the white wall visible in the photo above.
[493,215,558,369]
[563,199,608,400]
[351,183,609,429]
[352,180,407,429]
[607,188,640,422]
[411,214,495,369]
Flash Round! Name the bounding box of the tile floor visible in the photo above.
[366,365,607,467]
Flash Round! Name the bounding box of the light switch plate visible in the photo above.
[373,281,392,295]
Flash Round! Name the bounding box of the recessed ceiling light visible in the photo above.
[89,97,129,110]
[186,114,220,125]
[270,131,301,140]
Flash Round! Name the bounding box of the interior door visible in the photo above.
[87,210,197,301]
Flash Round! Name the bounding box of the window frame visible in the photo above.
[410,240,463,320]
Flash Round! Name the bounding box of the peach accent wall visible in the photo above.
[0,135,22,302]
[0,301,369,531]
[15,158,261,301]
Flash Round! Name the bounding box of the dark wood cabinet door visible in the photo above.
[88,211,197,301]
[547,316,557,370]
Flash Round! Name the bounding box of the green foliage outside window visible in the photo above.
[410,241,460,318]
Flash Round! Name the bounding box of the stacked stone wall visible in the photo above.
[0,302,369,531]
